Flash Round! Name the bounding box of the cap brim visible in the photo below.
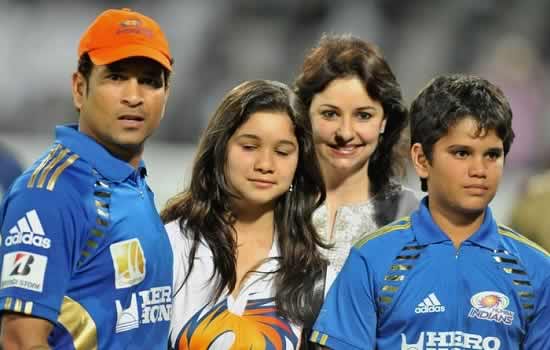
[88,44,172,71]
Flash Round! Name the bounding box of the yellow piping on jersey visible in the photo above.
[498,224,549,257]
[355,216,411,249]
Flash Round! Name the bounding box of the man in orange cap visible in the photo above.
[0,8,174,349]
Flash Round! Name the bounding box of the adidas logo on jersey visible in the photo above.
[415,293,446,314]
[5,210,51,249]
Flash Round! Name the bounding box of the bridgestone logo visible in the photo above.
[0,279,41,290]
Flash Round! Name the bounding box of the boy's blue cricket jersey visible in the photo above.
[311,198,550,349]
[0,125,173,349]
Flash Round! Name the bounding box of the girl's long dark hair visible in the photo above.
[161,80,327,323]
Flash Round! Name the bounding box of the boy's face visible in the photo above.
[412,116,504,219]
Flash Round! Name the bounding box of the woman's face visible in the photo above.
[309,76,386,180]
[225,110,299,212]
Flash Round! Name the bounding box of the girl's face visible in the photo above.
[225,111,299,212]
[309,76,386,180]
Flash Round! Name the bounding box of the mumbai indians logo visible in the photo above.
[468,291,514,325]
[110,238,146,289]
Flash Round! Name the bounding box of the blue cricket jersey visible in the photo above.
[311,198,550,349]
[0,125,173,349]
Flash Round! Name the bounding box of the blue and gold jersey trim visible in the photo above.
[354,216,411,249]
[3,297,34,315]
[78,178,112,267]
[27,144,79,191]
[310,330,329,346]
[57,296,98,350]
[498,224,549,257]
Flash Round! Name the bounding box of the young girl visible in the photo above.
[294,34,419,287]
[163,80,327,349]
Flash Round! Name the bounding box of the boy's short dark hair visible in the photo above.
[410,74,515,191]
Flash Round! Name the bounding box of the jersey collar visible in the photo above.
[55,124,146,181]
[412,197,501,250]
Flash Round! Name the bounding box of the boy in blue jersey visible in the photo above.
[0,8,174,349]
[310,74,550,349]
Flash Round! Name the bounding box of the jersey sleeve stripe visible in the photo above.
[36,148,70,189]
[4,297,12,310]
[2,298,33,315]
[27,144,62,188]
[13,298,22,312]
[26,145,79,191]
[24,301,33,314]
[46,153,80,191]
[310,330,328,345]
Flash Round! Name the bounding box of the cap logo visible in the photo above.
[120,19,141,27]
[116,18,152,38]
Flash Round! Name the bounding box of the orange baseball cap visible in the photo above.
[78,8,172,71]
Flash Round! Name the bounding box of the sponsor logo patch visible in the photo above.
[6,210,51,249]
[115,285,172,333]
[115,293,140,333]
[468,291,514,325]
[110,238,146,289]
[415,293,446,314]
[1,251,47,292]
[401,331,501,349]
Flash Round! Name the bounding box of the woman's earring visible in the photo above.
[289,184,294,192]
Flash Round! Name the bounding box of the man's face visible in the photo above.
[72,57,169,166]
[413,116,504,219]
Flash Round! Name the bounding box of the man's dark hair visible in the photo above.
[77,53,171,89]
